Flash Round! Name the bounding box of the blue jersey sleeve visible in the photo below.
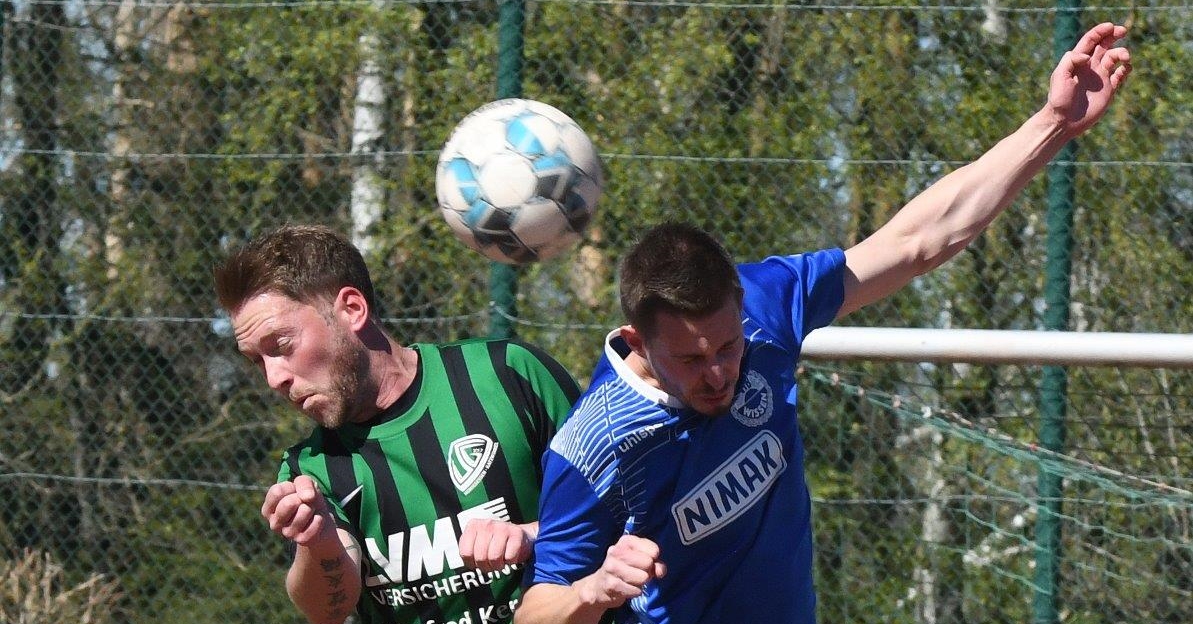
[737,248,846,351]
[530,448,623,586]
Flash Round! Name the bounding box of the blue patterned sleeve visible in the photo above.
[736,248,846,351]
[529,448,623,586]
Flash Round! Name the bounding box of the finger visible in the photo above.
[653,560,668,580]
[294,475,321,503]
[1100,47,1131,73]
[1063,51,1092,75]
[486,531,514,569]
[1073,23,1125,57]
[609,567,651,591]
[261,482,296,517]
[269,494,302,532]
[458,526,480,567]
[503,529,528,565]
[597,570,645,603]
[1050,51,1090,93]
[1110,62,1131,90]
[604,555,653,587]
[283,503,316,540]
[477,530,516,572]
[293,513,325,545]
[619,579,647,600]
[621,535,662,560]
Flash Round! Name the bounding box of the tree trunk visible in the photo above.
[106,0,139,279]
[349,2,389,258]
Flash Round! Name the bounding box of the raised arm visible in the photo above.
[839,22,1131,317]
[263,475,363,624]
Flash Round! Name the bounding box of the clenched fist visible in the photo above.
[575,535,668,609]
[261,474,338,546]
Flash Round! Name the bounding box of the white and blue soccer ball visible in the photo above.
[435,98,603,264]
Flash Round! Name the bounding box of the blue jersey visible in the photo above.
[530,249,846,624]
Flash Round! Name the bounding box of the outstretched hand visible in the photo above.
[1047,22,1132,138]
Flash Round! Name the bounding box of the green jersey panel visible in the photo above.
[274,339,580,624]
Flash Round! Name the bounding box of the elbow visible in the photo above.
[906,232,974,276]
[512,587,535,624]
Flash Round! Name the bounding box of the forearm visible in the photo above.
[895,108,1069,266]
[842,109,1069,314]
[513,582,611,624]
[286,540,361,624]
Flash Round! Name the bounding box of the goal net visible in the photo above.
[799,329,1192,623]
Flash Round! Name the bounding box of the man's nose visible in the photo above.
[263,357,293,392]
[705,363,727,388]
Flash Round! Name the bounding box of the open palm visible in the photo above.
[1047,22,1132,137]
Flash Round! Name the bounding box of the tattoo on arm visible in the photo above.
[326,571,344,588]
[317,557,352,621]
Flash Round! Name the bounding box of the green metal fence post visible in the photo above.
[489,0,526,339]
[1034,3,1081,623]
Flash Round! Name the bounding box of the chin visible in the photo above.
[693,402,732,418]
[304,408,345,430]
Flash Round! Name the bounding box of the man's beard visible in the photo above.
[313,329,374,429]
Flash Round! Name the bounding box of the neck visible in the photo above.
[624,350,662,390]
[375,339,419,412]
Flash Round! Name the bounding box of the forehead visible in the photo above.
[649,300,742,354]
[231,292,318,343]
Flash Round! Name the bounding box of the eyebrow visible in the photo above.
[236,327,283,357]
[673,334,742,358]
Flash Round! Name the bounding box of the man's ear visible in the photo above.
[621,324,648,358]
[334,286,371,331]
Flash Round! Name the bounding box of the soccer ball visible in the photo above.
[435,98,603,264]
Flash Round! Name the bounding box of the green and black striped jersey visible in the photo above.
[278,338,580,624]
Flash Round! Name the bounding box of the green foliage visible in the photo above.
[0,1,1188,622]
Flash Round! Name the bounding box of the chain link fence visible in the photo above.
[1,0,1189,622]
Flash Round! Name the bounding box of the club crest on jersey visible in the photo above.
[448,434,498,495]
[731,369,773,427]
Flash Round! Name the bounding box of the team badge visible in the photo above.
[731,370,773,427]
[448,434,499,495]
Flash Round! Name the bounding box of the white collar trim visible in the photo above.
[604,328,685,408]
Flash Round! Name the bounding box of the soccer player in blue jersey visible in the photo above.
[515,22,1132,624]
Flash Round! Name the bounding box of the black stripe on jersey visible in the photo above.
[318,433,378,621]
[403,409,491,620]
[284,448,302,484]
[357,438,414,624]
[490,340,577,461]
[440,344,520,522]
[358,437,411,558]
[487,341,544,466]
[321,432,364,540]
[514,339,582,406]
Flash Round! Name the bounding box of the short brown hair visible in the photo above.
[213,224,378,314]
[619,222,743,337]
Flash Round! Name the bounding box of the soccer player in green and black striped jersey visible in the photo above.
[214,224,581,624]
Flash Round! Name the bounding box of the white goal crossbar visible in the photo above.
[801,327,1193,368]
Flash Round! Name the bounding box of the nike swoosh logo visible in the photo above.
[337,484,364,507]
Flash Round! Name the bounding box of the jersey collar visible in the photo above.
[604,328,686,408]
